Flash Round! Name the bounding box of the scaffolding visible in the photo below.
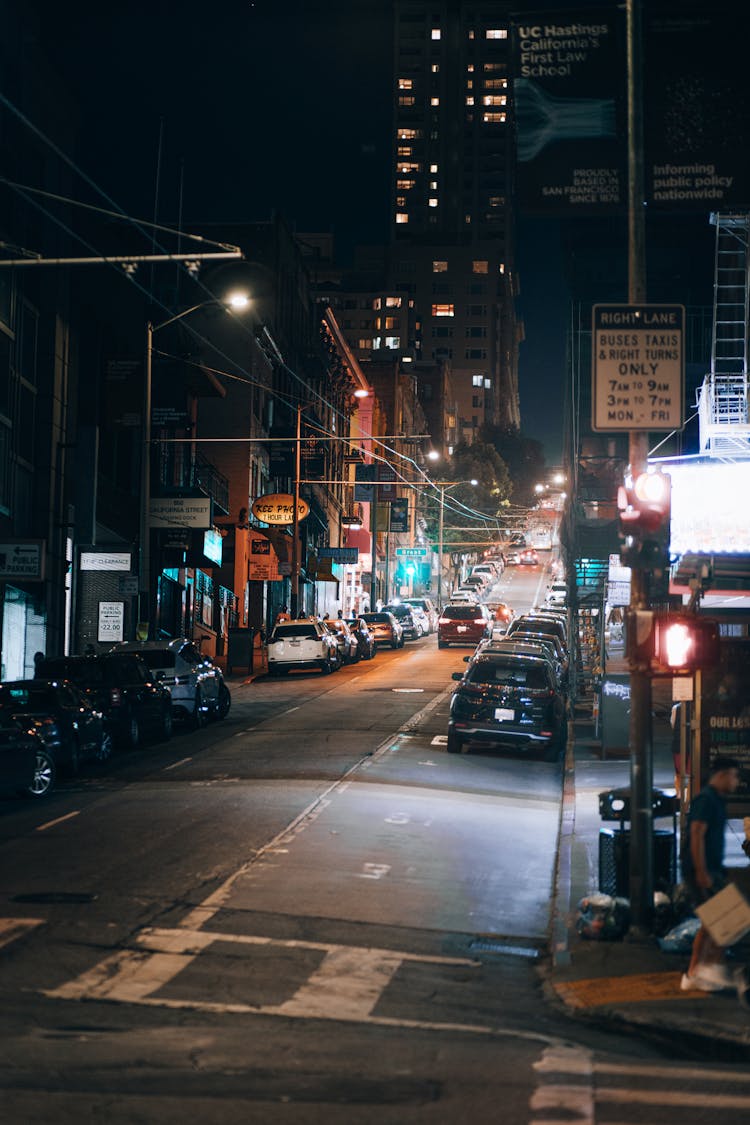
[698,212,750,459]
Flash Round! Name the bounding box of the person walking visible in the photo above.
[680,755,741,992]
[274,605,291,625]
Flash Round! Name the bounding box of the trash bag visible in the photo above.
[653,890,675,937]
[657,915,700,954]
[576,893,630,941]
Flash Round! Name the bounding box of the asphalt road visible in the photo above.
[2,554,749,1122]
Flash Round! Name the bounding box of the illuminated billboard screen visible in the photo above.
[666,461,750,555]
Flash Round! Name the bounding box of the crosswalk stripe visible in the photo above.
[597,1087,750,1109]
[0,917,43,951]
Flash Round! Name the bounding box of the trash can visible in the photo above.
[597,787,678,896]
[227,627,254,676]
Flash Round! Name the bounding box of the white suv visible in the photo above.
[268,620,340,675]
[111,639,228,727]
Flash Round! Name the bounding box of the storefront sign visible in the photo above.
[150,497,212,529]
[248,533,280,581]
[251,493,309,526]
[80,551,132,571]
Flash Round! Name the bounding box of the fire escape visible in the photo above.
[698,212,750,459]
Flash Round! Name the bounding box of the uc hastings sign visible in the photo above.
[251,493,309,526]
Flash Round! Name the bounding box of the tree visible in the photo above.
[479,425,547,508]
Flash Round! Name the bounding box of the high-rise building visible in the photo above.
[390,1,521,442]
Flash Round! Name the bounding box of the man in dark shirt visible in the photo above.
[681,755,741,992]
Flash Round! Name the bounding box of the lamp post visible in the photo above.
[139,291,249,637]
[435,479,477,607]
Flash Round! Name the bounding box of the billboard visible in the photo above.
[511,10,625,213]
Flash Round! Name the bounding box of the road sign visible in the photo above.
[592,304,684,432]
[396,547,428,557]
[0,540,45,581]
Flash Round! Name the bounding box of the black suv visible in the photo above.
[37,653,173,749]
[448,652,566,760]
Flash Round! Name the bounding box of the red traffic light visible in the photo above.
[628,612,720,675]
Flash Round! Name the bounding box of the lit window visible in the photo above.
[396,196,406,207]
[484,378,491,389]
[372,298,382,310]
[484,79,504,89]
[430,96,440,106]
[396,213,409,224]
[431,28,441,40]
[398,128,420,139]
[483,112,506,123]
[465,96,474,106]
[432,303,455,317]
[397,146,413,157]
[358,339,373,350]
[432,260,448,273]
[399,162,420,172]
[385,336,401,349]
[483,95,504,106]
[483,62,502,72]
[385,296,402,307]
[468,29,475,40]
[488,195,504,207]
[467,80,473,89]
[399,96,416,106]
[465,214,472,224]
[467,64,474,72]
[472,260,489,274]
[472,375,483,386]
[430,163,438,173]
[398,78,413,89]
[372,337,382,349]
[429,180,437,190]
[384,317,398,329]
[431,63,439,73]
[499,263,505,274]
[486,29,508,39]
[429,197,438,207]
[397,179,415,190]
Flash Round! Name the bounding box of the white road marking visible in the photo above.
[431,735,448,745]
[162,757,192,771]
[281,706,300,715]
[270,947,403,1021]
[531,1045,593,1125]
[393,688,424,693]
[356,863,391,879]
[597,1088,750,1109]
[548,1057,750,1084]
[384,814,410,824]
[35,810,80,832]
[0,917,44,950]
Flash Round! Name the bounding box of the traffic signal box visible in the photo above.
[617,469,671,573]
[626,610,720,676]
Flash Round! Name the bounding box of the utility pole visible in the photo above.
[291,404,302,618]
[626,0,654,936]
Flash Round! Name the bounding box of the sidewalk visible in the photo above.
[546,678,750,1055]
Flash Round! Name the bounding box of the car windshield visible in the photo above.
[468,662,548,689]
[442,605,480,620]
[362,614,390,624]
[127,650,177,671]
[272,624,320,640]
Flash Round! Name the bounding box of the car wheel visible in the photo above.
[160,706,174,741]
[446,730,463,754]
[96,730,114,763]
[216,683,231,720]
[23,747,56,798]
[437,639,446,649]
[391,639,399,649]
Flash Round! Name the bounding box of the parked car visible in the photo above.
[545,582,568,607]
[470,564,498,586]
[437,603,493,648]
[448,652,566,760]
[0,679,113,777]
[0,713,56,799]
[519,548,539,566]
[37,652,173,749]
[520,611,569,648]
[110,639,230,727]
[486,602,515,639]
[346,618,377,660]
[402,597,438,634]
[508,614,568,653]
[382,602,421,640]
[361,612,404,649]
[324,619,360,664]
[462,573,487,593]
[450,587,479,603]
[267,619,340,675]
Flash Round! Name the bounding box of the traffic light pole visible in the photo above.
[626,0,654,937]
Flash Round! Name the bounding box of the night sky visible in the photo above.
[22,2,725,464]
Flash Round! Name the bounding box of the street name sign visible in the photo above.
[592,304,684,432]
[396,547,428,557]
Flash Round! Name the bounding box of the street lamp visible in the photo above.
[139,291,250,636]
[435,479,477,607]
